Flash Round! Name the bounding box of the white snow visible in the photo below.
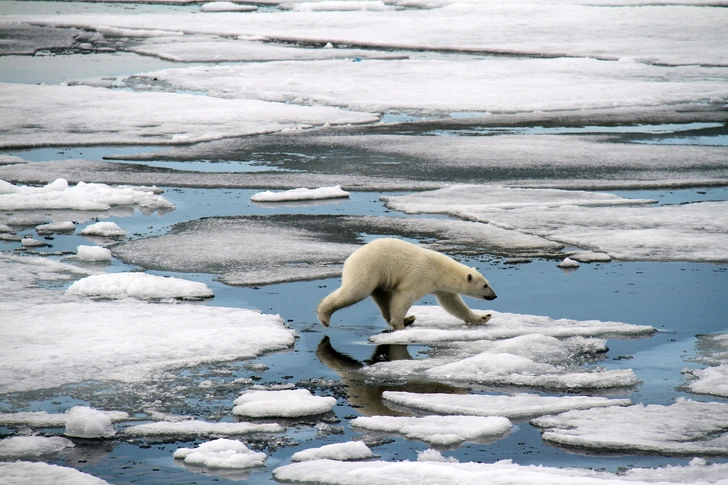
[64,406,116,438]
[76,245,112,262]
[558,257,580,269]
[124,420,283,437]
[532,398,728,455]
[200,2,257,12]
[0,461,112,485]
[232,389,337,418]
[36,220,75,234]
[250,185,350,202]
[351,415,512,447]
[173,438,267,469]
[290,1,392,11]
[79,221,127,237]
[21,237,48,248]
[381,392,632,420]
[383,186,728,262]
[291,441,377,462]
[0,409,129,429]
[272,458,728,484]
[67,272,214,300]
[685,365,728,398]
[0,178,174,212]
[0,436,74,459]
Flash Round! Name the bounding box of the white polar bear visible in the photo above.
[317,238,497,330]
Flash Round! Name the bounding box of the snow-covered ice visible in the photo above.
[532,398,728,455]
[173,438,267,469]
[381,392,631,420]
[351,415,512,447]
[233,389,337,418]
[76,245,112,262]
[250,185,350,202]
[0,461,112,485]
[558,257,580,269]
[291,441,377,462]
[79,221,127,237]
[273,457,728,485]
[684,333,728,397]
[67,272,214,300]
[64,406,117,438]
[199,1,257,12]
[0,436,74,459]
[35,220,75,234]
[124,420,283,438]
[0,409,128,429]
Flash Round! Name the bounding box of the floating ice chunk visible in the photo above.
[557,257,580,268]
[417,448,458,463]
[250,185,350,202]
[124,420,283,438]
[36,220,75,234]
[21,237,48,248]
[570,251,611,263]
[684,365,728,398]
[0,178,174,212]
[382,392,632,420]
[0,155,26,165]
[292,1,391,11]
[0,223,13,233]
[351,415,512,447]
[291,441,377,462]
[200,1,258,12]
[80,221,127,237]
[64,406,116,438]
[370,307,656,345]
[76,245,112,262]
[0,461,112,485]
[532,398,728,455]
[273,457,728,484]
[0,436,74,459]
[233,389,336,418]
[67,272,214,300]
[173,439,267,469]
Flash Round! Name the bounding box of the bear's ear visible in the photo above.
[466,273,473,283]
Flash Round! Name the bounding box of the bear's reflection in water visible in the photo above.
[316,336,464,417]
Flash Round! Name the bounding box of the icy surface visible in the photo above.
[76,245,112,262]
[67,272,214,300]
[173,438,267,469]
[0,436,74,459]
[124,420,283,437]
[36,220,75,234]
[199,1,257,12]
[351,415,512,447]
[0,178,174,212]
[233,389,337,418]
[80,221,127,237]
[685,333,728,397]
[0,461,112,485]
[0,409,128,428]
[383,186,728,262]
[291,441,377,462]
[251,185,350,202]
[64,406,116,438]
[273,458,728,485]
[532,398,728,455]
[382,392,632,420]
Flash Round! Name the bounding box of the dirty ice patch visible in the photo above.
[124,420,283,438]
[370,306,656,345]
[383,185,728,262]
[250,185,349,203]
[233,389,336,418]
[173,439,267,469]
[382,392,631,420]
[67,272,214,300]
[0,82,378,148]
[352,415,511,447]
[272,458,728,485]
[0,178,174,212]
[532,398,728,456]
[0,436,75,459]
[291,441,377,462]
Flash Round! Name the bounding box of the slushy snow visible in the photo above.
[291,441,377,462]
[233,389,337,418]
[67,272,214,300]
[173,439,267,469]
[250,185,350,202]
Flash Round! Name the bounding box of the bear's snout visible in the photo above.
[485,293,497,301]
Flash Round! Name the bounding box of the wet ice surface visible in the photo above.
[1,0,728,484]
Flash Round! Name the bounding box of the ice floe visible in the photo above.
[67,272,214,300]
[684,333,728,398]
[272,457,728,485]
[351,415,512,447]
[173,438,267,469]
[531,398,728,455]
[199,1,257,12]
[76,245,112,262]
[124,420,283,438]
[35,220,75,234]
[79,221,127,237]
[0,461,112,485]
[291,441,377,462]
[0,254,296,393]
[250,185,350,202]
[383,185,728,262]
[0,178,174,213]
[381,392,631,420]
[0,436,75,459]
[64,406,117,438]
[0,408,129,429]
[233,389,337,418]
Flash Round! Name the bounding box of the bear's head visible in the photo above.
[466,271,497,301]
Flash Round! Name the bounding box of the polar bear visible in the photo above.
[317,238,497,330]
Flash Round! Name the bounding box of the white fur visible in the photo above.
[317,238,497,330]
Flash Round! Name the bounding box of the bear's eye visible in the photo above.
[483,284,489,289]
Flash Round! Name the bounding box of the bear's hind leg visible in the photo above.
[387,290,420,331]
[371,288,392,323]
